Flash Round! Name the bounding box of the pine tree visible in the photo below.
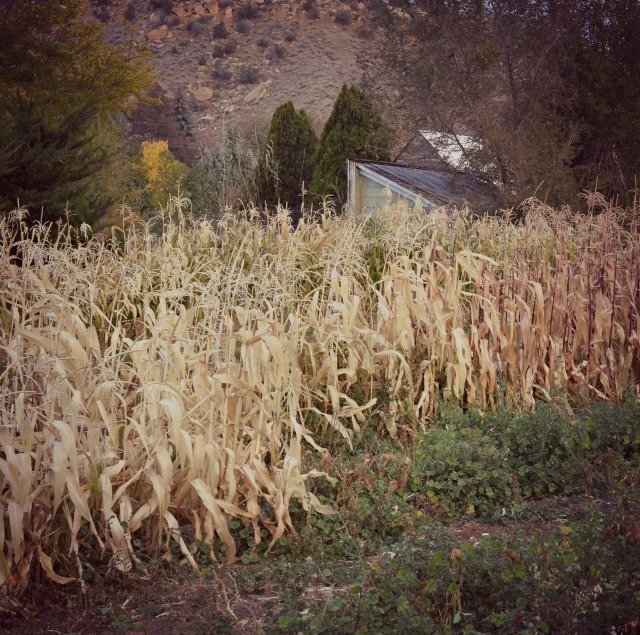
[255,102,317,210]
[0,0,153,224]
[310,85,392,203]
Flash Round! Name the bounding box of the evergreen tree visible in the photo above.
[310,85,392,203]
[0,0,153,224]
[256,102,317,210]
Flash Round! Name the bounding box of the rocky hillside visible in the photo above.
[92,0,379,162]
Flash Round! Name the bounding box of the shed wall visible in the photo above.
[353,171,414,215]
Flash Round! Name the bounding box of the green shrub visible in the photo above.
[237,4,259,20]
[310,84,392,203]
[173,96,195,139]
[576,399,640,490]
[211,21,229,39]
[278,506,640,634]
[235,18,250,34]
[238,65,259,84]
[335,8,352,25]
[411,426,516,518]
[484,405,583,497]
[123,2,136,21]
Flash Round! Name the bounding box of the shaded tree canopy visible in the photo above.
[310,85,392,204]
[256,101,318,210]
[0,0,153,224]
[372,0,640,206]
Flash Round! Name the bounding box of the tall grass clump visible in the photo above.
[0,195,638,601]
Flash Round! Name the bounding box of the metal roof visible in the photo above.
[354,160,497,209]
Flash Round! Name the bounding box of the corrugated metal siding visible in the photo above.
[357,162,496,209]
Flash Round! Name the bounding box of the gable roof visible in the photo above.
[419,131,484,172]
[353,160,497,209]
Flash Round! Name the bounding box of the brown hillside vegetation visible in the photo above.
[95,0,374,158]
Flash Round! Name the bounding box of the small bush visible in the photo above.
[95,8,110,23]
[212,64,231,81]
[266,44,286,60]
[123,2,136,21]
[153,10,168,26]
[151,0,173,11]
[488,406,581,497]
[238,65,259,84]
[307,5,321,19]
[212,40,236,58]
[235,18,250,34]
[174,96,195,139]
[218,0,234,7]
[236,4,259,20]
[335,8,352,25]
[188,18,204,35]
[256,36,269,48]
[411,426,516,518]
[284,30,297,43]
[211,21,229,39]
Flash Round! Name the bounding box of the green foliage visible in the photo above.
[411,426,516,518]
[410,400,640,519]
[173,96,195,139]
[185,128,257,218]
[238,65,260,84]
[310,85,392,204]
[0,0,152,224]
[486,405,582,498]
[277,506,640,634]
[576,399,640,491]
[212,22,229,39]
[255,102,318,210]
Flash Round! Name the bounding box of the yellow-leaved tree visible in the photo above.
[137,140,189,214]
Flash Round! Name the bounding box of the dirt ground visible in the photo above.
[102,0,372,159]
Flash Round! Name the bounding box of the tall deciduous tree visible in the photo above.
[256,102,317,210]
[371,0,640,206]
[0,0,153,224]
[310,85,392,204]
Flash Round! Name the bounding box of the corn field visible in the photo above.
[0,195,638,602]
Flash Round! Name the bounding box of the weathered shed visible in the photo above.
[347,159,496,215]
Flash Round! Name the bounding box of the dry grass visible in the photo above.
[0,194,638,602]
